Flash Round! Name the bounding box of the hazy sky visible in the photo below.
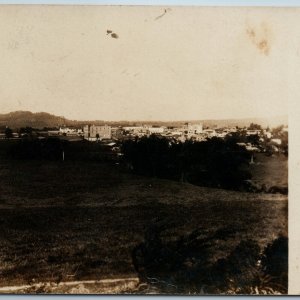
[0,6,298,121]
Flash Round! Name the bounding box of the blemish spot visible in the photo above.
[246,23,272,56]
[247,29,256,39]
[111,33,119,39]
[106,30,119,39]
[258,39,269,55]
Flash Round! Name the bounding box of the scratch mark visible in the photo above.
[154,8,170,21]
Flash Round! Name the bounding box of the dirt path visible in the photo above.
[0,277,140,294]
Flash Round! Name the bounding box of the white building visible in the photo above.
[264,130,272,139]
[59,127,83,136]
[271,138,282,145]
[246,130,261,136]
[122,126,165,135]
[123,126,145,133]
[148,127,165,134]
[202,129,217,137]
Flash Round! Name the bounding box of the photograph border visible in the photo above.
[0,0,298,297]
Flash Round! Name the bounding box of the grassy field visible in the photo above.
[250,153,288,189]
[0,156,287,291]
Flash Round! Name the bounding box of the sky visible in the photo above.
[0,5,298,121]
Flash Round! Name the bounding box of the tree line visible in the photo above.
[5,138,116,162]
[121,135,252,190]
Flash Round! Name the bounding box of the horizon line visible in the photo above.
[1,110,288,124]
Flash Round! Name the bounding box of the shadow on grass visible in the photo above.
[132,222,288,294]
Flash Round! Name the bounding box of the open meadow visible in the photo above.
[0,152,287,292]
[250,153,288,189]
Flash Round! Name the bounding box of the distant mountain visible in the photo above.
[0,111,288,130]
[0,111,71,129]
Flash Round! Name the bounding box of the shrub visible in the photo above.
[132,226,287,294]
[261,236,288,293]
[212,239,261,293]
[123,136,251,191]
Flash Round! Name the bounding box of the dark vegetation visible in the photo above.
[0,167,287,293]
[4,135,253,191]
[5,138,117,162]
[121,134,288,194]
[132,222,287,294]
[4,127,13,139]
[122,135,252,190]
[0,132,288,294]
[2,129,288,195]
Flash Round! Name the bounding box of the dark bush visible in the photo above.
[268,186,288,195]
[8,138,43,160]
[8,138,65,160]
[261,236,288,292]
[122,136,251,191]
[212,239,261,292]
[132,225,287,294]
[132,224,215,293]
[132,224,252,294]
[7,138,116,162]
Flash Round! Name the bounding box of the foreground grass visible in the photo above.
[0,159,287,289]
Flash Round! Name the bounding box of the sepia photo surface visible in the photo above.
[0,4,297,294]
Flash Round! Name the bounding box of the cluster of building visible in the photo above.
[1,123,288,154]
[55,123,212,142]
[53,123,282,143]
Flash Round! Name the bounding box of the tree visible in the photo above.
[122,136,251,190]
[248,123,262,130]
[225,131,247,144]
[8,137,67,160]
[247,134,260,146]
[272,125,284,138]
[280,131,288,156]
[5,127,13,139]
[19,126,33,138]
[96,133,100,142]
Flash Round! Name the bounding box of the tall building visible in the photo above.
[183,123,203,135]
[83,125,112,140]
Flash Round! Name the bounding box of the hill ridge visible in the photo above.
[0,111,288,129]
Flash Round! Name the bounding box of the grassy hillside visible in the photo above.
[0,159,287,289]
[250,153,288,189]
